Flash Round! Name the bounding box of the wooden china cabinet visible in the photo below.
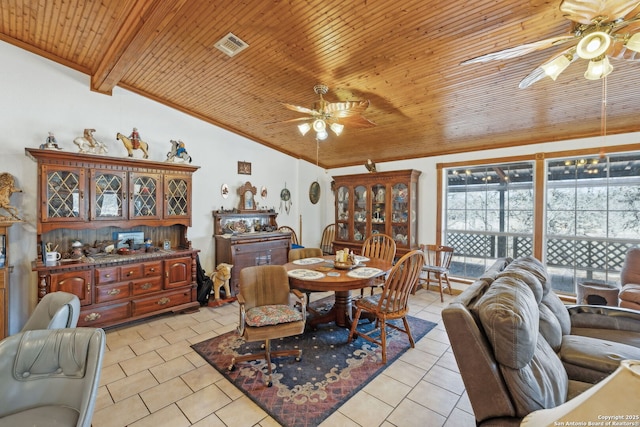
[26,148,200,328]
[332,169,421,257]
[1,220,18,340]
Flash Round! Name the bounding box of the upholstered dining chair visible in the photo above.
[230,265,306,387]
[278,225,299,246]
[361,233,396,295]
[320,223,336,255]
[416,244,454,302]
[288,247,323,314]
[0,328,105,427]
[348,249,424,363]
[21,291,81,332]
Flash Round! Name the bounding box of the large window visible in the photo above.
[546,153,640,294]
[445,162,534,278]
[442,150,640,295]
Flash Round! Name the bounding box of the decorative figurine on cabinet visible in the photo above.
[73,128,108,155]
[0,172,22,221]
[166,140,192,163]
[116,128,150,159]
[39,132,62,150]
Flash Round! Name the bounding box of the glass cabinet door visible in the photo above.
[42,165,86,223]
[336,186,350,240]
[371,183,386,236]
[354,185,367,242]
[391,183,409,247]
[164,176,191,218]
[129,173,161,220]
[91,170,127,221]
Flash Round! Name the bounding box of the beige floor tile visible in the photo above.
[166,313,201,331]
[99,362,126,387]
[128,404,192,427]
[102,345,136,367]
[119,351,166,376]
[423,364,466,395]
[407,380,459,417]
[177,384,233,424]
[107,369,159,402]
[416,336,450,357]
[388,398,447,427]
[214,395,268,427]
[444,407,476,427]
[338,390,393,426]
[149,355,195,383]
[190,318,224,335]
[130,335,170,355]
[137,321,175,340]
[184,350,209,367]
[106,329,144,350]
[214,377,245,400]
[140,376,194,413]
[258,416,286,427]
[436,350,461,373]
[92,394,150,427]
[156,340,194,361]
[95,385,114,411]
[362,373,412,407]
[456,391,474,415]
[384,359,428,387]
[162,325,198,344]
[319,410,361,427]
[188,330,218,346]
[190,413,226,427]
[181,363,222,391]
[400,346,439,370]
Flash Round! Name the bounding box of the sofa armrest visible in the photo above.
[567,305,640,332]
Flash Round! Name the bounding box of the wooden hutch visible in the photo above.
[213,209,290,296]
[332,169,421,256]
[1,220,18,340]
[27,148,200,329]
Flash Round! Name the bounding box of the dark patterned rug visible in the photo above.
[191,298,437,427]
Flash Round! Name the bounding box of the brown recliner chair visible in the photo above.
[619,247,640,311]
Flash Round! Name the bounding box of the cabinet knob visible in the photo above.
[105,274,111,278]
[84,312,101,322]
[107,289,121,296]
[127,270,134,276]
[149,268,155,272]
[157,297,170,305]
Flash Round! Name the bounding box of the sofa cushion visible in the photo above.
[538,303,563,352]
[505,256,551,295]
[477,276,539,369]
[559,335,640,378]
[541,291,571,335]
[497,268,543,304]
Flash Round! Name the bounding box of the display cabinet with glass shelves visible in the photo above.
[333,169,421,257]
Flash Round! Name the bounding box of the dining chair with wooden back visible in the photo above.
[278,225,299,246]
[288,247,322,262]
[360,233,396,295]
[320,223,336,255]
[417,244,454,302]
[230,265,306,387]
[348,249,424,363]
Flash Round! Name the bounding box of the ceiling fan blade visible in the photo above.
[281,103,319,116]
[325,100,371,117]
[267,116,318,125]
[560,0,640,25]
[338,114,376,128]
[460,35,576,64]
[518,47,579,89]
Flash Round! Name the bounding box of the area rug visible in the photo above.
[191,299,437,427]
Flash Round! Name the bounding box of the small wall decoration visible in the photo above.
[309,181,321,204]
[280,185,292,214]
[221,183,229,198]
[261,186,267,199]
[238,161,252,175]
[238,181,257,211]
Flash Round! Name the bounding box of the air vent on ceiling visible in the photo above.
[214,32,249,57]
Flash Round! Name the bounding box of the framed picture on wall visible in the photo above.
[238,161,251,175]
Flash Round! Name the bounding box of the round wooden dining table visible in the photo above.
[284,255,392,328]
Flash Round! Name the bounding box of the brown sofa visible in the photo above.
[442,256,640,426]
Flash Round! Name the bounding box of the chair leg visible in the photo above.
[380,319,387,364]
[437,274,444,302]
[444,274,453,296]
[402,316,415,348]
[348,307,363,342]
[229,338,302,387]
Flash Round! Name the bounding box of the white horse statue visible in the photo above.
[166,140,192,163]
[73,129,108,154]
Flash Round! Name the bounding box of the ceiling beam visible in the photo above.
[91,0,189,95]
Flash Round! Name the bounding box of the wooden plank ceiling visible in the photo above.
[2,0,640,169]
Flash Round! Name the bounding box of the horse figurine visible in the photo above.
[166,140,192,163]
[0,172,22,220]
[73,128,108,154]
[211,263,233,301]
[116,132,149,159]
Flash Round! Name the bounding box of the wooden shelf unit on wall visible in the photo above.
[26,148,201,328]
[332,169,421,257]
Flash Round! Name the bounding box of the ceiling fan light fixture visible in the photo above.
[313,119,326,133]
[316,130,328,140]
[298,123,311,136]
[330,123,344,136]
[624,33,640,52]
[584,56,613,80]
[541,54,572,80]
[576,31,611,59]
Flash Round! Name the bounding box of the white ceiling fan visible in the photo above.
[461,0,640,88]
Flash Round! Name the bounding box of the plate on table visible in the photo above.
[354,255,370,263]
[347,267,383,279]
[292,257,325,265]
[287,269,326,280]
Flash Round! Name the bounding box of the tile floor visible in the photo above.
[92,288,475,427]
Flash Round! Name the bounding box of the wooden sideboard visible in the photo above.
[213,210,290,296]
[27,148,200,328]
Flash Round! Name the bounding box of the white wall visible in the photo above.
[2,40,638,333]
